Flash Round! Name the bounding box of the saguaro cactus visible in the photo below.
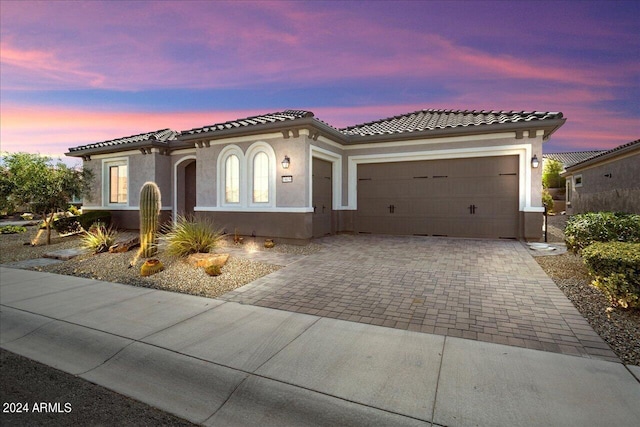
[139,181,161,258]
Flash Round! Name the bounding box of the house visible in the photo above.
[562,139,640,214]
[66,109,566,241]
[542,150,606,212]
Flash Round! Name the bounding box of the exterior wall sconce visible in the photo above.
[281,155,290,169]
[604,173,612,178]
[531,154,539,168]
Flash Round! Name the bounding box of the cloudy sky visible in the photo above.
[1,0,638,164]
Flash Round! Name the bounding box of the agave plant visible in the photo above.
[81,222,117,253]
[162,215,223,257]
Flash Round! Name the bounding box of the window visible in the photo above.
[217,142,275,208]
[225,155,240,203]
[574,174,583,187]
[107,162,128,204]
[253,152,269,203]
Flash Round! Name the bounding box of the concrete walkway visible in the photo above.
[1,266,639,426]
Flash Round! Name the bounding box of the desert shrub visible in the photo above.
[53,216,82,234]
[81,222,118,253]
[78,211,111,231]
[582,242,640,309]
[162,215,222,257]
[68,205,81,216]
[0,225,27,234]
[205,264,222,276]
[542,189,554,212]
[564,212,640,253]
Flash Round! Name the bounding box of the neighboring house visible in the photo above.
[66,109,566,241]
[542,150,606,212]
[562,139,640,214]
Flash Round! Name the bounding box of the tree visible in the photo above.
[0,152,94,244]
[542,159,566,189]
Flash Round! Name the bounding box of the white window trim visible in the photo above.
[102,157,129,207]
[246,141,276,208]
[217,145,246,208]
[574,174,583,188]
[566,179,572,206]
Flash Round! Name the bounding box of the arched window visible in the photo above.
[253,152,269,203]
[225,154,240,203]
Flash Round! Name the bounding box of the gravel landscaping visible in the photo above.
[536,215,640,365]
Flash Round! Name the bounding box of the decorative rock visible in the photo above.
[187,253,229,268]
[109,236,140,253]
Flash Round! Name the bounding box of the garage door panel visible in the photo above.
[356,156,519,238]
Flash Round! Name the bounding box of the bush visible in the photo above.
[81,222,118,253]
[68,205,81,216]
[564,212,640,253]
[582,242,640,308]
[0,225,27,234]
[78,211,111,231]
[205,264,222,276]
[53,216,82,234]
[162,215,222,257]
[542,189,554,212]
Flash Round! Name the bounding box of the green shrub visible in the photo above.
[582,242,640,308]
[68,205,81,216]
[0,225,27,234]
[162,215,222,257]
[205,264,222,276]
[78,211,111,231]
[542,189,554,212]
[81,222,118,253]
[565,212,640,253]
[53,216,82,234]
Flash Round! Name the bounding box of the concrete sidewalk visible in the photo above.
[1,266,639,426]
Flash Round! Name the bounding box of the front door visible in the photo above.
[312,158,333,237]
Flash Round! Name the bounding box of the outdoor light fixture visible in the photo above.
[531,154,539,168]
[281,155,290,169]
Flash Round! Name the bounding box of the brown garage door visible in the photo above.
[356,156,519,238]
[312,157,333,237]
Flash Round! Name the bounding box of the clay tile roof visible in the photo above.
[68,129,178,153]
[543,151,607,168]
[181,110,314,135]
[339,109,564,136]
[564,139,640,170]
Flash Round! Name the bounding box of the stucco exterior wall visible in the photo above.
[81,159,103,208]
[567,152,640,214]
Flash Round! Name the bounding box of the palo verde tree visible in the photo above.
[0,152,94,244]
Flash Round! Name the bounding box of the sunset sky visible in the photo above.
[1,0,638,166]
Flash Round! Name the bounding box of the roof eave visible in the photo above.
[65,140,172,158]
[177,117,347,144]
[342,119,567,144]
[562,141,640,175]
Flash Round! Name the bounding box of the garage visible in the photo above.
[356,155,519,239]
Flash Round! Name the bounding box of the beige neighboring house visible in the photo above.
[561,139,640,214]
[66,109,565,241]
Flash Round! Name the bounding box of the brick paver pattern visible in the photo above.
[221,235,617,362]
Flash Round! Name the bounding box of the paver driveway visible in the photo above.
[222,235,617,361]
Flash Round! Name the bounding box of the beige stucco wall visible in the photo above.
[566,152,640,214]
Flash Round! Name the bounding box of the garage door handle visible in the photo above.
[388,204,395,214]
[469,204,477,214]
[313,205,317,213]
